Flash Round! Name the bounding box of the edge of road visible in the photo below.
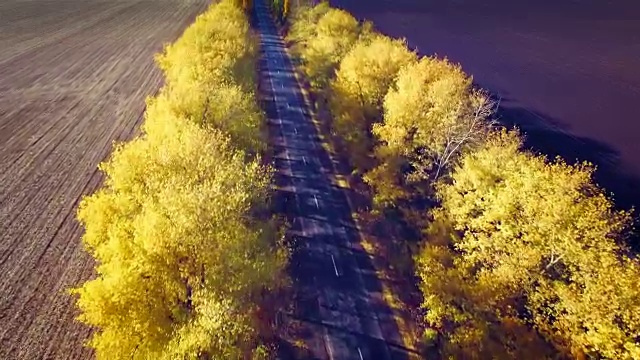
[266,12,423,357]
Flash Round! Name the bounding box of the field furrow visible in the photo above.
[0,0,209,358]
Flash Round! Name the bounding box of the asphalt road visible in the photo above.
[331,0,640,210]
[254,2,416,359]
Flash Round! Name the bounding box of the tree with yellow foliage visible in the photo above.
[156,0,258,92]
[242,0,253,12]
[286,2,332,53]
[365,57,493,208]
[286,5,640,359]
[286,4,374,95]
[298,9,362,92]
[150,0,264,157]
[147,84,265,158]
[329,35,417,171]
[283,0,290,19]
[73,115,287,359]
[417,129,639,359]
[72,1,287,358]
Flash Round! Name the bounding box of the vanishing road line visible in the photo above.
[331,254,340,277]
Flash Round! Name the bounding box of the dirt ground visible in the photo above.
[0,0,208,358]
[331,0,640,211]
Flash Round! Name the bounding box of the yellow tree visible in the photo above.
[147,83,265,157]
[152,0,264,156]
[71,1,287,358]
[286,2,332,53]
[329,35,417,171]
[242,0,252,12]
[298,8,364,92]
[72,115,287,359]
[156,0,258,93]
[417,129,638,359]
[366,57,492,208]
[283,0,290,19]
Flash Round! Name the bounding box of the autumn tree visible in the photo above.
[153,0,264,156]
[72,1,287,359]
[301,9,372,93]
[157,0,258,92]
[285,2,376,98]
[286,2,332,54]
[417,129,639,359]
[147,84,265,158]
[73,114,287,359]
[365,57,493,208]
[286,5,640,360]
[329,35,417,171]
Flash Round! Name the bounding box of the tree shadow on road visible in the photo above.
[257,22,421,359]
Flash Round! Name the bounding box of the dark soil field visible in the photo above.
[0,0,208,358]
[331,0,640,210]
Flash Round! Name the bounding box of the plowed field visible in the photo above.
[0,0,208,358]
[333,0,640,210]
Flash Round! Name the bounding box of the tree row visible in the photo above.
[286,3,640,359]
[71,1,287,359]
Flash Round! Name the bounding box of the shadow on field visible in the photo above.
[328,0,640,247]
[493,99,640,249]
[495,99,640,211]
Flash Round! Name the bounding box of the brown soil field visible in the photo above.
[0,0,208,358]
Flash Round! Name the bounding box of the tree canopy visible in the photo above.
[72,1,287,358]
[287,3,640,359]
[417,129,638,359]
[329,35,417,170]
[365,56,492,208]
[74,117,285,359]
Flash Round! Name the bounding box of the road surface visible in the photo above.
[331,0,640,210]
[254,1,418,358]
[0,0,208,358]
